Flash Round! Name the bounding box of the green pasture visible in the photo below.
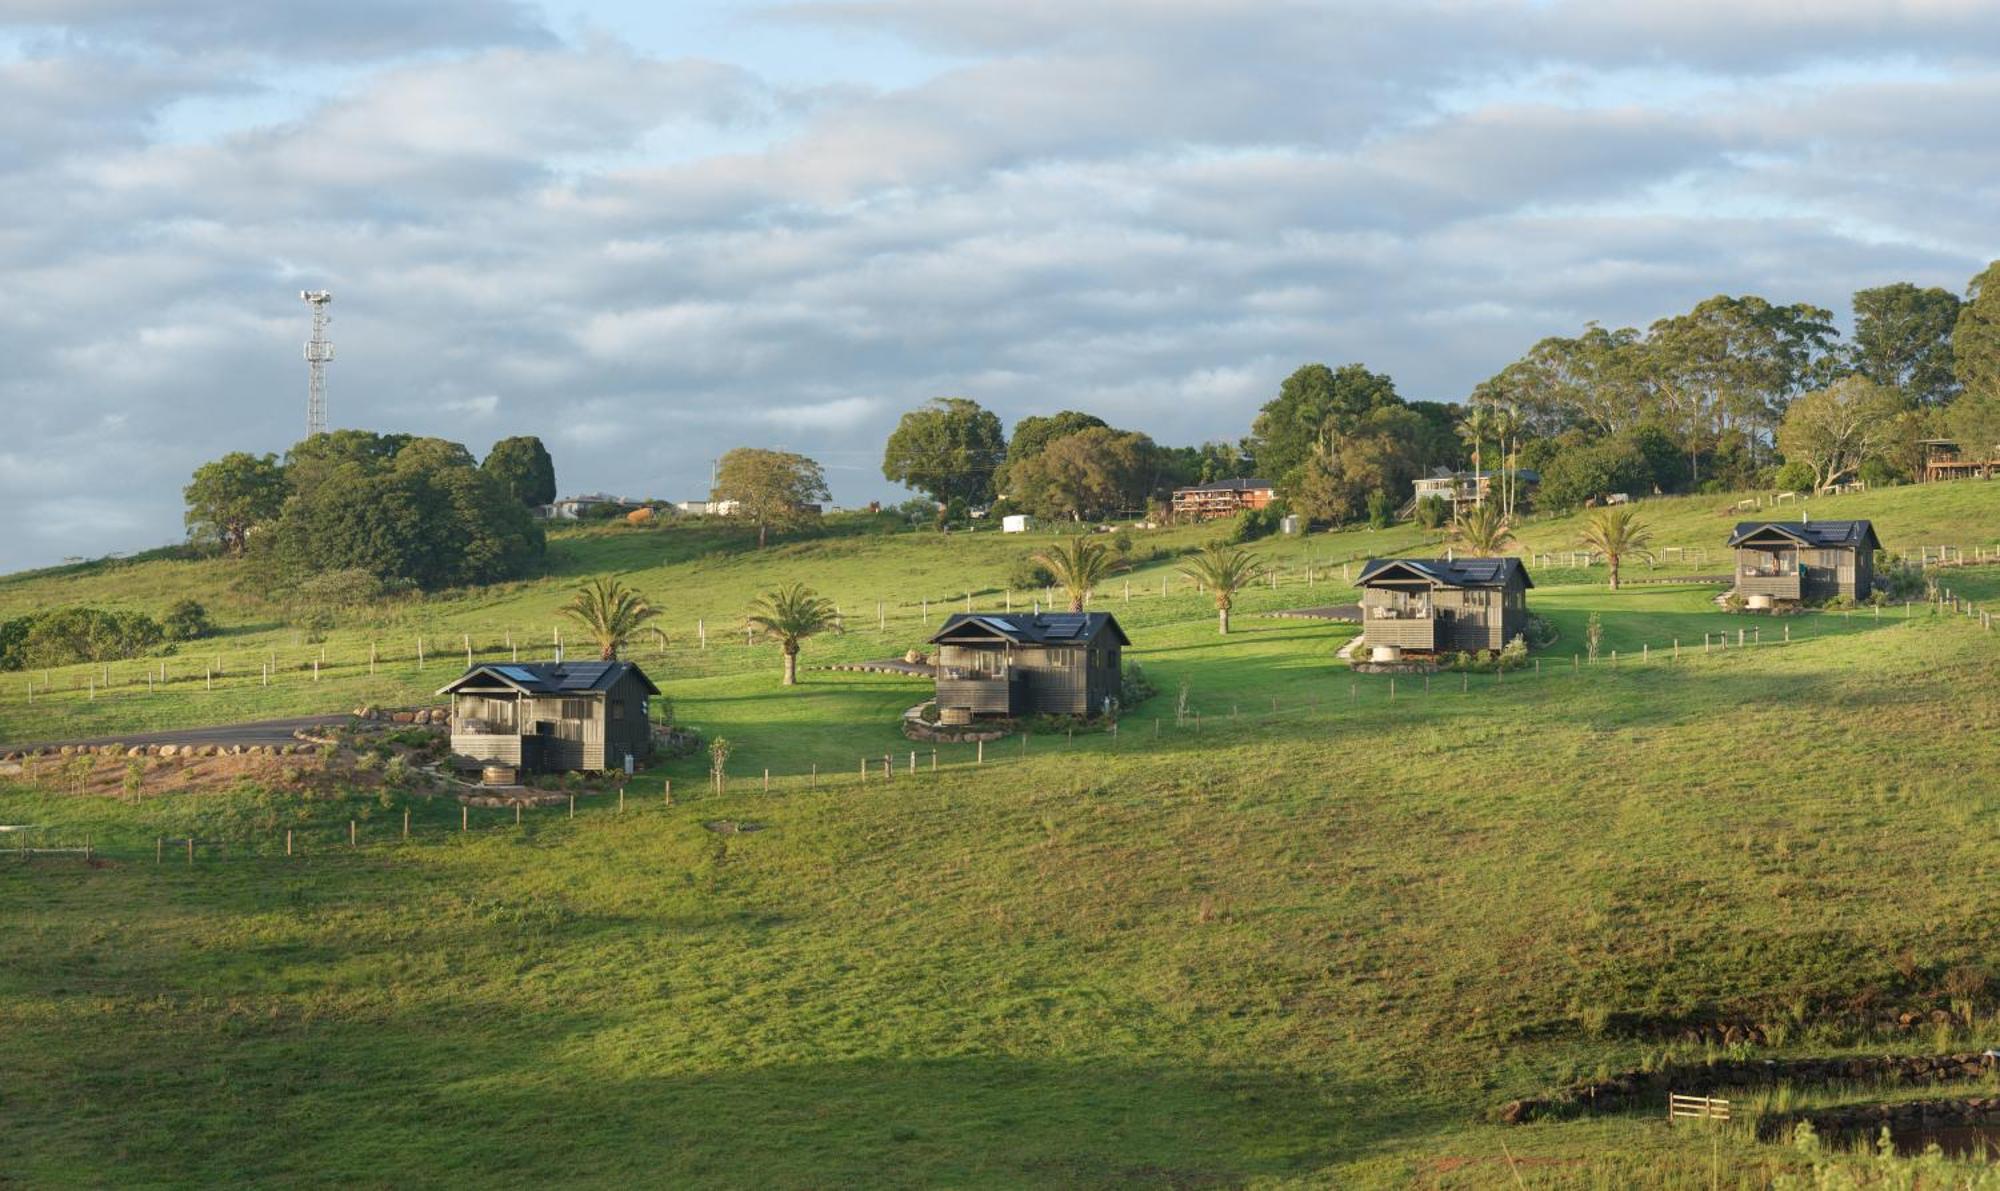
[2,481,2000,1185]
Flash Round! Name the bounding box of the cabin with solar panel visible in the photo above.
[927,612,1130,724]
[1355,557,1532,661]
[437,660,660,783]
[1728,518,1880,607]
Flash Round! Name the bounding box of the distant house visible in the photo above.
[674,499,741,516]
[438,660,659,777]
[1728,520,1880,605]
[1409,468,1540,515]
[928,612,1130,723]
[1171,478,1276,520]
[542,493,645,520]
[1355,557,1533,657]
[1920,439,2000,483]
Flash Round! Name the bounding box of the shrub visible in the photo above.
[1857,457,1903,489]
[1413,494,1449,529]
[0,607,163,670]
[1772,460,1815,492]
[1364,489,1394,529]
[161,599,213,642]
[1224,506,1280,544]
[1008,555,1055,589]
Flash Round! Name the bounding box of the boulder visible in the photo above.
[392,712,415,724]
[158,745,177,758]
[126,747,143,758]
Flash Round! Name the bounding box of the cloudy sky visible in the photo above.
[2,1,1994,570]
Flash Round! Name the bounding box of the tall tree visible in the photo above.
[1457,404,1496,507]
[482,436,558,508]
[1953,260,2000,400]
[1178,543,1265,635]
[1032,536,1123,612]
[745,582,841,685]
[1776,376,1905,493]
[1576,507,1655,591]
[560,577,660,661]
[1850,283,1962,407]
[1006,427,1155,521]
[880,397,1006,506]
[183,451,285,555]
[1248,363,1400,489]
[712,448,830,548]
[998,410,1110,494]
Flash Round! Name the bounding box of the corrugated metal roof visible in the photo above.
[436,660,660,697]
[928,611,1132,647]
[1356,557,1534,590]
[1728,520,1878,550]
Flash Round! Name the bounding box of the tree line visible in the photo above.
[183,431,555,590]
[875,259,2000,527]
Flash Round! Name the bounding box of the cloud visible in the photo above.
[0,2,1996,569]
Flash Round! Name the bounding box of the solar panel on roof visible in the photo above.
[494,665,541,683]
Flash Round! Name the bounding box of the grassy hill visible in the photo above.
[3,481,2000,1185]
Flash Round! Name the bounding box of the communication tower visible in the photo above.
[301,290,334,436]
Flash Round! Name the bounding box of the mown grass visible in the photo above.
[1,484,1999,1186]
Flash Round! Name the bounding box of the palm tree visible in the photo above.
[1033,535,1123,613]
[560,577,660,661]
[1178,543,1267,635]
[1458,403,1496,508]
[1454,501,1515,557]
[1577,507,1655,591]
[746,582,841,685]
[1488,404,1524,519]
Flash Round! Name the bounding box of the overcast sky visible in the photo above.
[2,1,1994,571]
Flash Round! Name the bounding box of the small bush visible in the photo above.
[1413,495,1449,529]
[1224,506,1280,544]
[1772,460,1815,492]
[161,599,213,642]
[1008,555,1055,589]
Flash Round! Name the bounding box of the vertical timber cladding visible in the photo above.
[927,612,1129,718]
[1355,557,1535,656]
[1726,520,1882,602]
[436,660,662,775]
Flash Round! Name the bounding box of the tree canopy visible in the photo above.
[1850,283,1961,407]
[482,436,558,508]
[713,448,830,547]
[1005,426,1156,521]
[881,398,1005,506]
[1247,363,1401,489]
[183,451,285,555]
[268,433,544,590]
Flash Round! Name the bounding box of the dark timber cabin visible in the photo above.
[1728,520,1880,604]
[1355,558,1532,656]
[928,612,1130,723]
[438,660,659,775]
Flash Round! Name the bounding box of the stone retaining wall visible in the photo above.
[1757,1095,2000,1143]
[1499,1052,1998,1125]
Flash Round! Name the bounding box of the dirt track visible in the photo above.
[0,714,351,754]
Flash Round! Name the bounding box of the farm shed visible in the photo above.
[438,660,659,775]
[1355,557,1532,656]
[1002,514,1033,533]
[1728,519,1880,604]
[928,612,1130,721]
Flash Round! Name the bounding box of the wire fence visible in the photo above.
[6,595,1991,872]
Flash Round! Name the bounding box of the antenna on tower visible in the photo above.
[301,290,334,437]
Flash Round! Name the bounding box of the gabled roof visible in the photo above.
[927,611,1131,648]
[1172,478,1275,495]
[1355,557,1534,590]
[436,660,660,697]
[1727,520,1880,552]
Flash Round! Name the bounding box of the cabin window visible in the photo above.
[610,699,624,721]
[560,698,592,721]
